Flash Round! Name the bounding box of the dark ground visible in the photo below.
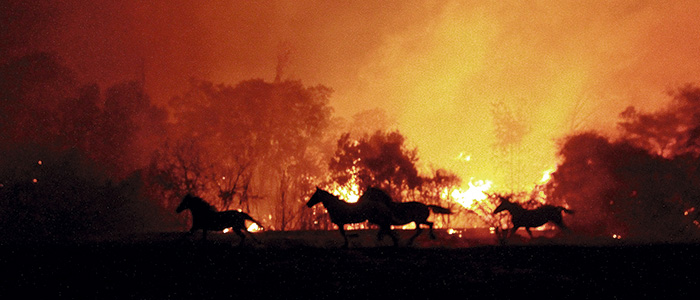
[2,229,699,299]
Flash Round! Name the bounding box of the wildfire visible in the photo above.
[325,168,362,203]
[222,223,263,233]
[447,228,463,238]
[449,179,493,210]
[540,167,554,183]
[247,223,263,232]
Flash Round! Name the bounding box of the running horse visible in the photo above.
[306,187,398,248]
[359,187,453,245]
[176,194,264,245]
[493,196,574,239]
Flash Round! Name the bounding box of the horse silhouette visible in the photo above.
[176,193,264,245]
[306,187,398,248]
[493,196,574,239]
[359,187,452,245]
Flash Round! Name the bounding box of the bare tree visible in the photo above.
[490,101,531,191]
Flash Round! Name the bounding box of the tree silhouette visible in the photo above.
[618,84,700,157]
[547,131,699,240]
[490,101,531,191]
[161,78,333,230]
[329,130,423,201]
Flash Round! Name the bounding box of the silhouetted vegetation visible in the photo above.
[154,78,334,230]
[329,130,461,206]
[3,51,700,242]
[0,54,175,241]
[547,85,700,241]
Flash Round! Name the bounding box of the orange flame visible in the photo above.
[449,179,493,210]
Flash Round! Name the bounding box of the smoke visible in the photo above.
[4,0,700,189]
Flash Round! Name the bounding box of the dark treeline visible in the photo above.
[0,53,173,240]
[546,85,700,241]
[2,52,700,242]
[0,53,460,240]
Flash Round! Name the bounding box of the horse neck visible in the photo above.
[504,202,526,215]
[321,194,345,209]
[189,201,217,216]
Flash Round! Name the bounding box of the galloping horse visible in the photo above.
[176,194,264,245]
[493,196,574,239]
[306,187,398,248]
[359,187,452,245]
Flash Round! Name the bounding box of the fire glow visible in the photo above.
[448,179,493,210]
[325,168,362,203]
[222,223,263,234]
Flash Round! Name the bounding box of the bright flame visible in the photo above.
[222,224,263,233]
[684,207,696,216]
[325,167,362,203]
[540,168,555,183]
[449,179,493,210]
[247,223,263,232]
[446,228,463,238]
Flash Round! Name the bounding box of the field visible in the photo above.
[2,229,699,298]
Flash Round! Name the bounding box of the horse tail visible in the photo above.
[558,207,575,214]
[241,212,265,230]
[427,205,452,215]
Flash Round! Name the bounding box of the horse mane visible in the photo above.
[315,188,340,200]
[185,194,217,212]
[361,187,393,205]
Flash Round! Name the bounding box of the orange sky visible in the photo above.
[6,0,700,191]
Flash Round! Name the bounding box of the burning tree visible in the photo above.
[490,101,531,191]
[154,78,334,231]
[329,130,423,201]
[618,84,700,158]
[323,130,464,228]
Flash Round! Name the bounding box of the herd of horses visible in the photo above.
[176,187,574,247]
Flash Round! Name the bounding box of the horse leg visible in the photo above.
[426,221,436,240]
[509,226,519,239]
[407,222,423,246]
[378,225,399,247]
[525,227,534,239]
[376,226,385,241]
[388,226,399,247]
[338,225,349,248]
[244,228,261,244]
[554,220,571,234]
[234,228,246,246]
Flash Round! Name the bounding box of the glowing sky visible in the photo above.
[6,0,700,190]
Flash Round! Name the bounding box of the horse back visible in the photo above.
[512,205,564,228]
[388,202,430,225]
[202,210,247,231]
[362,201,395,226]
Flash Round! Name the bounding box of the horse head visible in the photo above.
[306,187,329,207]
[176,193,196,213]
[492,195,514,215]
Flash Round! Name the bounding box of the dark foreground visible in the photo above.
[2,230,699,298]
